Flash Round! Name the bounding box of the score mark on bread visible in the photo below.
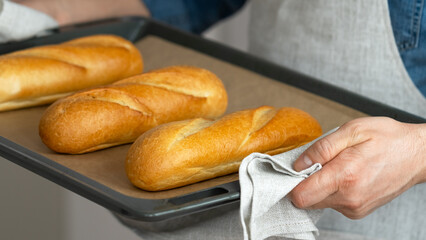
[39,66,228,154]
[126,106,322,191]
[0,34,143,111]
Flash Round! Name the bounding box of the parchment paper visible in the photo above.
[0,36,366,200]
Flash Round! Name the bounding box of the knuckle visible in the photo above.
[344,199,363,212]
[341,166,358,189]
[317,171,338,195]
[342,209,365,220]
[339,193,367,219]
[338,150,365,189]
[290,190,308,209]
[311,138,335,163]
[343,120,364,142]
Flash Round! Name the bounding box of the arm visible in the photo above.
[289,117,426,219]
[12,0,150,25]
[12,0,247,34]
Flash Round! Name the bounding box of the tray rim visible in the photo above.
[0,16,424,221]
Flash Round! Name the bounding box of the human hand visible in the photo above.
[12,0,150,25]
[289,117,426,219]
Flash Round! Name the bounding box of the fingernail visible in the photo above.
[294,155,313,171]
[303,156,313,167]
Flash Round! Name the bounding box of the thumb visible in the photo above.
[293,125,364,171]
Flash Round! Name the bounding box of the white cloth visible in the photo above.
[117,131,334,240]
[239,129,338,240]
[0,0,57,43]
[239,150,321,240]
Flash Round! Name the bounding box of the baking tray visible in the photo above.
[0,17,424,224]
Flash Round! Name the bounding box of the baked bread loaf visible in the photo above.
[39,65,228,154]
[0,34,143,111]
[126,106,322,191]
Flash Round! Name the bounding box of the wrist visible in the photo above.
[67,0,151,25]
[13,0,150,26]
[410,123,426,184]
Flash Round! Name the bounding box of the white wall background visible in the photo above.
[0,3,251,240]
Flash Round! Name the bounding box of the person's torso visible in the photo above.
[249,0,426,239]
[249,0,426,119]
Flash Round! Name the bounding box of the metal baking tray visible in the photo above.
[0,17,424,225]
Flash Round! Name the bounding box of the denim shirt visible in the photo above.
[143,0,246,34]
[388,0,426,97]
[144,0,426,97]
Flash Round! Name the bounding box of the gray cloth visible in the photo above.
[249,0,426,239]
[116,209,386,240]
[239,147,323,239]
[0,0,57,43]
[115,204,244,240]
[316,230,385,240]
[249,0,426,118]
[316,184,426,240]
[117,130,336,240]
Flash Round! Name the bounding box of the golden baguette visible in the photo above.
[0,34,143,111]
[39,65,228,154]
[126,106,322,191]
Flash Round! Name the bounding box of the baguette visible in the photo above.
[0,34,143,111]
[39,65,228,154]
[126,106,322,191]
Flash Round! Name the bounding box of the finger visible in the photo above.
[289,161,341,208]
[305,195,338,210]
[293,124,366,171]
[291,141,370,210]
[308,197,379,220]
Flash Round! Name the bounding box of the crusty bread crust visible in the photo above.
[0,34,143,111]
[126,106,322,191]
[39,66,228,154]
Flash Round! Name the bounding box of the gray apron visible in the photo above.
[249,0,426,239]
[249,0,426,119]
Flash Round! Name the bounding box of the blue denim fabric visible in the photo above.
[143,0,246,34]
[145,0,425,97]
[388,0,426,97]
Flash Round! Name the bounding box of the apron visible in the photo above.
[249,0,426,239]
[249,0,426,119]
